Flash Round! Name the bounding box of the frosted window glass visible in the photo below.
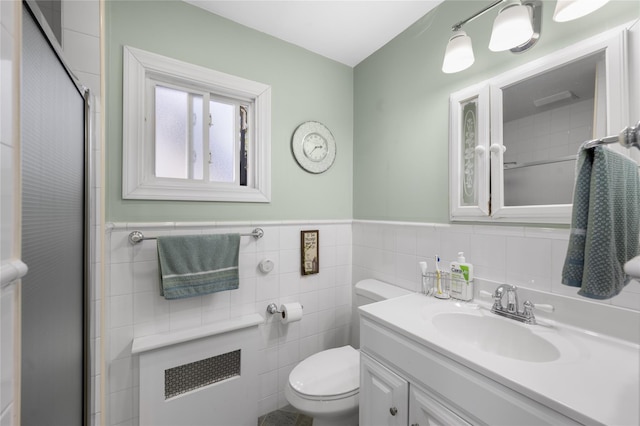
[155,86,188,179]
[209,100,235,183]
[461,99,478,206]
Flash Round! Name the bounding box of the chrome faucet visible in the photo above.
[488,284,555,325]
[491,285,533,324]
[492,284,515,311]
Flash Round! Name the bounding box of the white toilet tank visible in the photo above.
[350,279,411,349]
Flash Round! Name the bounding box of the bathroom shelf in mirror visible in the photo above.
[503,155,576,170]
[504,121,640,170]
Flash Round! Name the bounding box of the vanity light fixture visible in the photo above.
[442,0,541,73]
[553,0,611,22]
[442,30,475,74]
[488,1,535,52]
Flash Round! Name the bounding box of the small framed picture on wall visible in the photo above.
[301,230,319,275]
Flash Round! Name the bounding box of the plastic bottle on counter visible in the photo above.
[449,252,474,301]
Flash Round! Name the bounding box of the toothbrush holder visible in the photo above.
[423,271,451,299]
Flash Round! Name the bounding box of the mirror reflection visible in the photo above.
[503,52,605,206]
[502,51,605,207]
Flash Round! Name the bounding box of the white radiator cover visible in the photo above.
[138,324,259,426]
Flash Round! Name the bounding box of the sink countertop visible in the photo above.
[359,293,640,426]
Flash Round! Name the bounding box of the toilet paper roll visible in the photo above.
[280,302,303,324]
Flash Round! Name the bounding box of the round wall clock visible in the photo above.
[291,121,336,174]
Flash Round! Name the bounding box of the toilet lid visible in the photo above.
[289,345,359,398]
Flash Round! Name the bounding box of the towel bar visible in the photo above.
[582,120,640,150]
[128,228,264,245]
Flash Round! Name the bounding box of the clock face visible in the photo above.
[292,122,336,173]
[302,133,328,162]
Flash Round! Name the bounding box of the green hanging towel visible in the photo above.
[562,146,640,299]
[157,233,240,300]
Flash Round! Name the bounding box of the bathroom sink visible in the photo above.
[431,312,561,362]
[360,293,638,426]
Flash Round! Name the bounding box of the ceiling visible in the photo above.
[184,1,444,67]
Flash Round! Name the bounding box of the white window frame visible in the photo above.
[122,45,271,202]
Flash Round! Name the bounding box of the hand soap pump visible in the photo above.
[450,252,474,301]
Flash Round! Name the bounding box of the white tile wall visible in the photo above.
[0,2,17,423]
[503,99,594,206]
[63,29,100,74]
[504,99,594,164]
[104,218,639,425]
[105,221,352,425]
[61,0,101,96]
[353,220,640,312]
[63,0,100,37]
[59,1,103,423]
[0,144,13,262]
[0,285,15,419]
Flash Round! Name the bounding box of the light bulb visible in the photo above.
[442,30,475,74]
[489,2,534,52]
[553,0,611,22]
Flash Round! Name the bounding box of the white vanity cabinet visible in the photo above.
[409,384,471,426]
[361,353,471,426]
[359,316,582,426]
[360,353,408,426]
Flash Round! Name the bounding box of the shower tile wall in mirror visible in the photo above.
[501,52,603,207]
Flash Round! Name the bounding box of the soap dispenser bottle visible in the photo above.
[450,252,474,301]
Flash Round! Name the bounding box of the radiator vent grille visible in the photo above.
[165,349,241,399]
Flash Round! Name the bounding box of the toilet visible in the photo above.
[285,279,411,426]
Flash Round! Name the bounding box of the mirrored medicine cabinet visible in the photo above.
[449,26,629,224]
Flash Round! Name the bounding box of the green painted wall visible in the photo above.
[106,0,353,222]
[353,0,639,223]
[107,1,638,224]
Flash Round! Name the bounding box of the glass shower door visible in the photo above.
[20,5,87,425]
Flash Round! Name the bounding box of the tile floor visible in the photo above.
[257,405,313,426]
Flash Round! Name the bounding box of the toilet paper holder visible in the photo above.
[266,303,303,315]
[266,303,281,315]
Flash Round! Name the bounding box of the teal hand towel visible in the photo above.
[157,234,240,300]
[562,146,640,299]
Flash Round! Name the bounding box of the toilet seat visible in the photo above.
[288,345,359,400]
[284,382,359,422]
[289,386,358,402]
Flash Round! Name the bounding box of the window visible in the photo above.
[122,46,271,202]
